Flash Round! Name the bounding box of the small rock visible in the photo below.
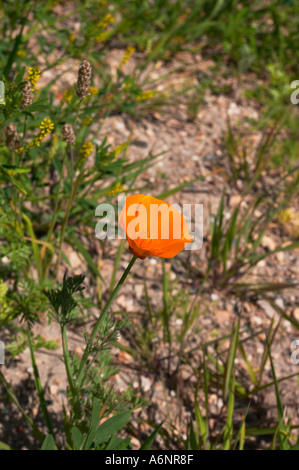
[203,153,218,162]
[49,385,58,396]
[275,297,285,309]
[257,259,266,267]
[261,235,276,251]
[293,308,299,322]
[141,376,151,392]
[130,437,140,449]
[211,293,219,301]
[74,346,83,357]
[229,195,242,207]
[252,315,263,326]
[275,251,284,263]
[134,284,143,299]
[117,294,135,312]
[257,299,280,321]
[117,351,133,364]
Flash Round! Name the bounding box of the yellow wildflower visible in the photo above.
[97,13,115,29]
[89,86,98,96]
[95,31,110,43]
[26,118,54,150]
[136,90,155,101]
[63,88,74,102]
[80,142,94,158]
[112,142,129,159]
[77,141,94,169]
[82,117,93,126]
[107,182,125,196]
[2,98,13,106]
[278,208,294,225]
[26,65,41,91]
[17,50,27,58]
[120,46,136,67]
[278,207,299,237]
[39,118,54,136]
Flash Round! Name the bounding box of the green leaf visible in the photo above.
[82,399,102,450]
[106,436,131,450]
[268,344,291,450]
[23,99,49,112]
[290,440,299,450]
[223,377,235,450]
[140,421,164,450]
[187,420,198,450]
[41,434,56,450]
[22,213,42,281]
[194,400,207,447]
[224,316,240,400]
[90,398,101,429]
[0,166,27,195]
[0,440,12,450]
[14,66,26,84]
[2,165,30,175]
[93,411,132,447]
[3,19,27,78]
[72,427,84,450]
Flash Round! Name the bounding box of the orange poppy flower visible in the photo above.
[119,194,193,259]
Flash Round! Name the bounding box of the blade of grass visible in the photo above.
[224,313,240,400]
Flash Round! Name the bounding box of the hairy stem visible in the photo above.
[27,331,53,435]
[76,255,137,388]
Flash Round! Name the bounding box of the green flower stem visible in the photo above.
[22,115,27,146]
[54,98,82,279]
[11,150,23,237]
[0,371,44,443]
[61,325,76,406]
[20,115,28,160]
[43,146,68,280]
[74,99,82,132]
[54,163,81,279]
[46,146,68,243]
[76,255,137,388]
[27,331,53,435]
